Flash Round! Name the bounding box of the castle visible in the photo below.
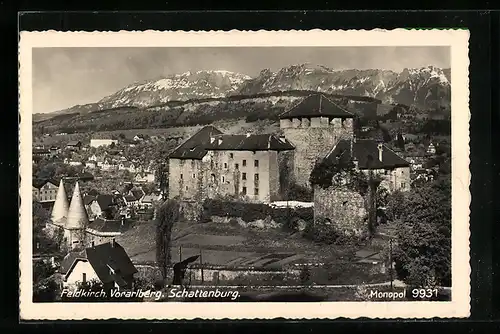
[168,127,295,203]
[50,179,122,249]
[167,93,410,210]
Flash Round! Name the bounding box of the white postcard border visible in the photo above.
[19,29,470,320]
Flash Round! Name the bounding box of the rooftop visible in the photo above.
[325,139,410,170]
[205,133,294,152]
[169,126,223,160]
[279,94,355,120]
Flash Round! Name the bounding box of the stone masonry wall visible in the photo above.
[282,117,353,188]
[314,185,368,236]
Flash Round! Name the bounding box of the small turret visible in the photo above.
[51,179,69,225]
[66,181,89,230]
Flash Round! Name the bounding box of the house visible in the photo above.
[123,189,144,208]
[140,194,156,208]
[168,125,295,203]
[86,194,118,221]
[119,162,137,173]
[89,154,98,162]
[85,161,97,169]
[66,141,82,151]
[49,146,61,156]
[134,172,155,184]
[427,142,437,155]
[313,138,410,236]
[33,148,51,159]
[90,139,118,148]
[101,159,118,171]
[33,179,59,203]
[59,239,137,291]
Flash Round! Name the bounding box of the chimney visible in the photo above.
[111,238,115,247]
[210,137,215,144]
[377,143,383,162]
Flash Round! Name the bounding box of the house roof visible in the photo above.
[169,126,223,160]
[279,94,355,120]
[325,139,410,170]
[83,195,96,206]
[124,195,137,202]
[85,241,137,286]
[131,189,145,200]
[205,133,295,152]
[67,141,81,146]
[87,218,131,233]
[33,178,58,189]
[61,241,137,287]
[96,194,116,211]
[141,194,156,203]
[59,250,87,275]
[33,148,50,154]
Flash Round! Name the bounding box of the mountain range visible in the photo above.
[34,64,451,122]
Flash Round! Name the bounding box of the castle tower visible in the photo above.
[279,94,355,188]
[51,179,69,226]
[65,181,89,248]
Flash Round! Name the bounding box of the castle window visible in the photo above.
[242,160,247,167]
[180,174,183,179]
[192,173,196,179]
[401,182,406,189]
[254,160,259,167]
[254,188,259,196]
[242,173,247,180]
[242,187,247,195]
[235,163,239,170]
[230,153,234,159]
[211,173,216,182]
[254,173,259,181]
[191,160,195,167]
[384,170,388,175]
[185,186,188,191]
[222,176,225,183]
[224,163,228,169]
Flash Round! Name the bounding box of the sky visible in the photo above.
[32,46,450,114]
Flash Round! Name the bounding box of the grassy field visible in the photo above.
[116,217,387,286]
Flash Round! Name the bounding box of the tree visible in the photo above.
[156,199,181,281]
[390,177,451,287]
[33,261,59,302]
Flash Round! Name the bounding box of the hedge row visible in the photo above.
[201,199,314,227]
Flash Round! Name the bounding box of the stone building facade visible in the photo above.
[168,126,294,204]
[279,94,355,188]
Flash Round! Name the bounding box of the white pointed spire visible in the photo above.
[51,179,69,225]
[66,181,89,230]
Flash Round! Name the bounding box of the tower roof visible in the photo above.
[66,181,89,230]
[51,179,69,225]
[279,94,355,120]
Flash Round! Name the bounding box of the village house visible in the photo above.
[85,160,97,169]
[427,142,437,155]
[119,161,137,173]
[58,239,137,291]
[139,193,156,208]
[90,139,118,148]
[66,141,82,151]
[133,134,145,142]
[168,126,295,203]
[101,159,118,171]
[49,145,61,156]
[33,148,51,159]
[313,138,410,236]
[134,171,155,184]
[279,93,355,188]
[123,188,145,208]
[33,179,59,203]
[84,194,118,221]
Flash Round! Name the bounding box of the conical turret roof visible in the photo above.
[51,179,69,225]
[66,181,89,230]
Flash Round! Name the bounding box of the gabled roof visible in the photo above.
[279,94,355,120]
[169,126,223,160]
[87,218,130,233]
[124,195,137,202]
[83,195,96,206]
[61,241,137,287]
[131,189,145,200]
[205,133,295,152]
[33,178,58,189]
[325,139,410,170]
[96,194,116,211]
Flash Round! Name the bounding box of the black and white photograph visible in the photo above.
[19,29,470,320]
